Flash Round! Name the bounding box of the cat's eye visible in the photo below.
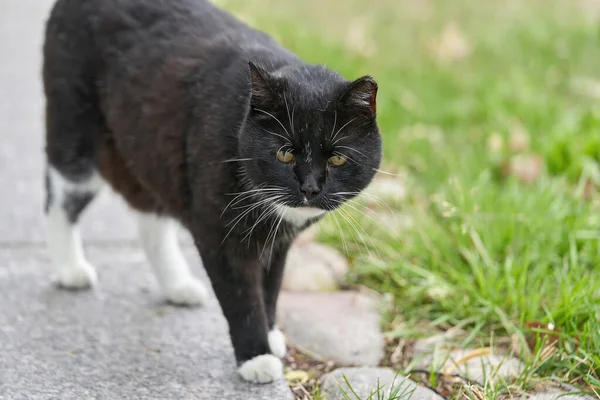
[328,155,347,166]
[277,150,295,163]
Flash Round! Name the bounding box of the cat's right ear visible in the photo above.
[248,61,277,109]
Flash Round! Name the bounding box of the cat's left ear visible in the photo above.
[248,61,277,109]
[339,76,378,119]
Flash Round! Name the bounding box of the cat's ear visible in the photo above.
[248,61,277,109]
[339,76,378,119]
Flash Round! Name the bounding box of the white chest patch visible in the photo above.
[277,205,326,226]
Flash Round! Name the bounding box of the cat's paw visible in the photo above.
[238,354,283,383]
[57,260,98,290]
[164,277,208,306]
[268,328,287,358]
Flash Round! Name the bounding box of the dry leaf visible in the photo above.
[285,369,310,384]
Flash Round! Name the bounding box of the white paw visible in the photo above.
[238,354,283,383]
[57,260,98,290]
[268,328,287,358]
[164,277,208,306]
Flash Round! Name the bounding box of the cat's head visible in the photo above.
[239,61,382,224]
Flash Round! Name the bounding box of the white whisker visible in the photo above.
[291,105,296,134]
[266,207,286,268]
[254,108,291,139]
[331,118,357,143]
[325,199,349,256]
[336,145,367,157]
[222,158,253,163]
[222,195,284,243]
[261,203,286,261]
[225,186,284,196]
[373,168,400,177]
[331,191,396,214]
[335,207,369,260]
[337,203,383,261]
[283,92,295,137]
[242,202,282,244]
[221,187,283,217]
[333,150,359,165]
[329,110,338,140]
[228,195,282,224]
[333,197,400,239]
[340,206,383,261]
[263,129,291,144]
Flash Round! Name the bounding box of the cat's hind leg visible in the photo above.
[44,21,107,289]
[45,167,103,289]
[135,212,208,306]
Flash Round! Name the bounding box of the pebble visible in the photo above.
[320,367,443,400]
[282,242,348,292]
[277,292,383,366]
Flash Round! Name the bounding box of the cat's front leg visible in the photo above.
[262,243,292,358]
[198,246,283,383]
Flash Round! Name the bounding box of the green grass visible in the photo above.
[218,0,600,397]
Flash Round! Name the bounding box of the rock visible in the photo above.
[412,347,524,385]
[282,242,348,292]
[363,176,407,203]
[320,368,443,400]
[527,390,595,400]
[524,381,596,400]
[412,332,461,356]
[278,292,383,366]
[294,224,320,244]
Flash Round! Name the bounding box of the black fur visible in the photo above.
[44,169,52,214]
[63,192,95,223]
[43,0,382,367]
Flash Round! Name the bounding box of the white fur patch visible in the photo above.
[135,212,207,306]
[268,328,287,358]
[238,354,283,383]
[277,205,325,226]
[46,167,103,289]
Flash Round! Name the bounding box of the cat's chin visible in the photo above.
[276,205,326,226]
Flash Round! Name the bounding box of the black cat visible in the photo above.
[43,0,381,383]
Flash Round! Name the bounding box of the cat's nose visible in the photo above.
[301,177,321,200]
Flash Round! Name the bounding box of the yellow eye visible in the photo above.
[277,150,295,163]
[328,154,347,166]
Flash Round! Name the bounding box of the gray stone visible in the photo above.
[363,176,407,203]
[527,390,595,400]
[278,292,383,366]
[320,368,443,400]
[413,348,524,385]
[0,246,292,399]
[282,242,348,292]
[412,332,461,356]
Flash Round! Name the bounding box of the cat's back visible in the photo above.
[47,0,275,62]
